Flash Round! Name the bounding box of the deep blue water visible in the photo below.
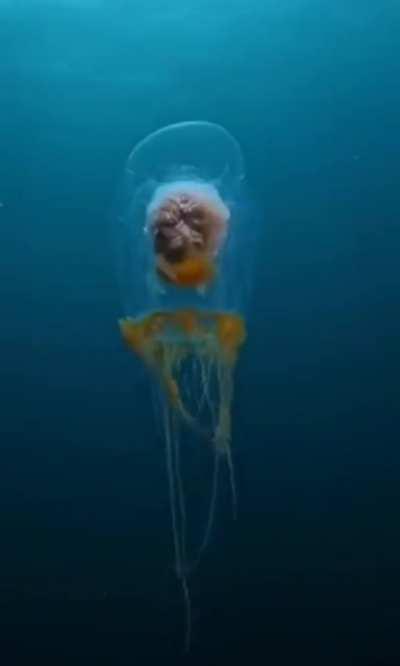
[1,1,399,664]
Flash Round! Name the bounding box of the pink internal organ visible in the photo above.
[151,194,227,264]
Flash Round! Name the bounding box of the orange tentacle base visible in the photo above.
[119,309,246,370]
[119,309,245,432]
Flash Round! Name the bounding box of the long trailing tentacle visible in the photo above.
[186,355,222,572]
[172,410,188,575]
[161,344,238,650]
[186,447,220,574]
[164,404,192,651]
[164,403,182,575]
[215,361,237,520]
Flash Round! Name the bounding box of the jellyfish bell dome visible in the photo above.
[125,120,244,200]
[116,121,247,317]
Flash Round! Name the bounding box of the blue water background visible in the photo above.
[0,1,399,664]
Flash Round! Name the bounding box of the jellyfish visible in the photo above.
[115,121,252,649]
